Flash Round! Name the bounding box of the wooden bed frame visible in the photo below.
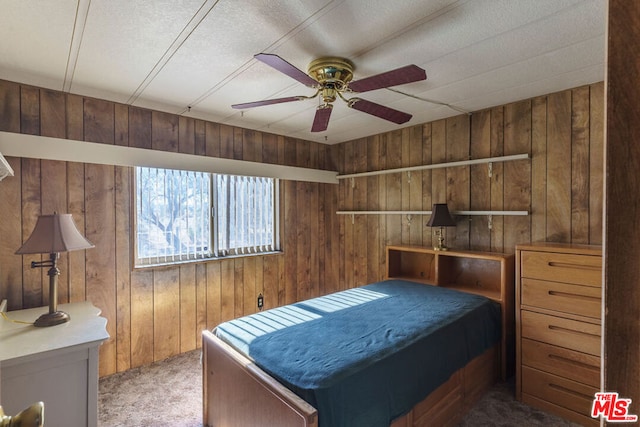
[203,330,498,427]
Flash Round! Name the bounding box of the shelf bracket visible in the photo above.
[488,214,493,230]
[406,214,413,225]
[351,177,355,189]
[407,171,411,183]
[351,213,355,224]
[488,162,493,178]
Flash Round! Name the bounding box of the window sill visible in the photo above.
[133,250,283,270]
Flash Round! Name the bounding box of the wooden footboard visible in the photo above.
[203,330,498,427]
[203,330,318,427]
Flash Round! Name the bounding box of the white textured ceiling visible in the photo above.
[0,0,606,144]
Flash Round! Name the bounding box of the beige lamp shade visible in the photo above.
[16,213,94,255]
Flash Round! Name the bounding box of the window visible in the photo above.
[134,167,279,267]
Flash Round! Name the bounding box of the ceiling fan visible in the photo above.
[232,53,427,132]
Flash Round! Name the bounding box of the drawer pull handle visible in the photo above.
[548,290,600,302]
[548,261,601,271]
[548,382,593,400]
[548,354,600,371]
[548,324,600,338]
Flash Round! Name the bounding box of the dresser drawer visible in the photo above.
[521,311,601,356]
[520,251,601,287]
[521,278,601,319]
[522,366,597,418]
[521,338,600,387]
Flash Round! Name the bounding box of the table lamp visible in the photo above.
[426,203,456,251]
[15,213,94,327]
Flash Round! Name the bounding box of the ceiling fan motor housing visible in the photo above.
[308,57,354,102]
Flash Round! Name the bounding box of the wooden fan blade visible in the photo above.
[348,65,426,93]
[255,53,318,87]
[348,98,412,124]
[311,105,333,132]
[232,96,304,109]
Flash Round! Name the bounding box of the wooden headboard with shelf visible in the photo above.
[386,245,515,379]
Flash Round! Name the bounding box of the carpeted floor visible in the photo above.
[99,350,202,427]
[98,349,580,426]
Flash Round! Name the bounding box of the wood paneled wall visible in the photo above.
[333,83,604,289]
[0,79,603,377]
[0,79,340,376]
[605,0,640,415]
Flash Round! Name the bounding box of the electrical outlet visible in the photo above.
[257,293,264,310]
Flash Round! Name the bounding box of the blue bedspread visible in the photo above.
[215,280,501,427]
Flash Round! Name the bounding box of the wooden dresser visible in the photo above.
[515,243,602,426]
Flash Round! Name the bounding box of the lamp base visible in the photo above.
[433,228,449,251]
[0,401,44,427]
[34,310,70,327]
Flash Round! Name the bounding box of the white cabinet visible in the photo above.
[0,302,109,427]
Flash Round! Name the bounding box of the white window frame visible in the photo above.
[133,166,280,267]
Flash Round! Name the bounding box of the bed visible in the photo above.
[203,279,503,427]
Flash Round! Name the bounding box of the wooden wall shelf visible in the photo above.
[337,153,529,181]
[336,210,529,215]
[337,210,529,227]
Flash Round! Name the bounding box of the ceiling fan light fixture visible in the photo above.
[321,85,338,103]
